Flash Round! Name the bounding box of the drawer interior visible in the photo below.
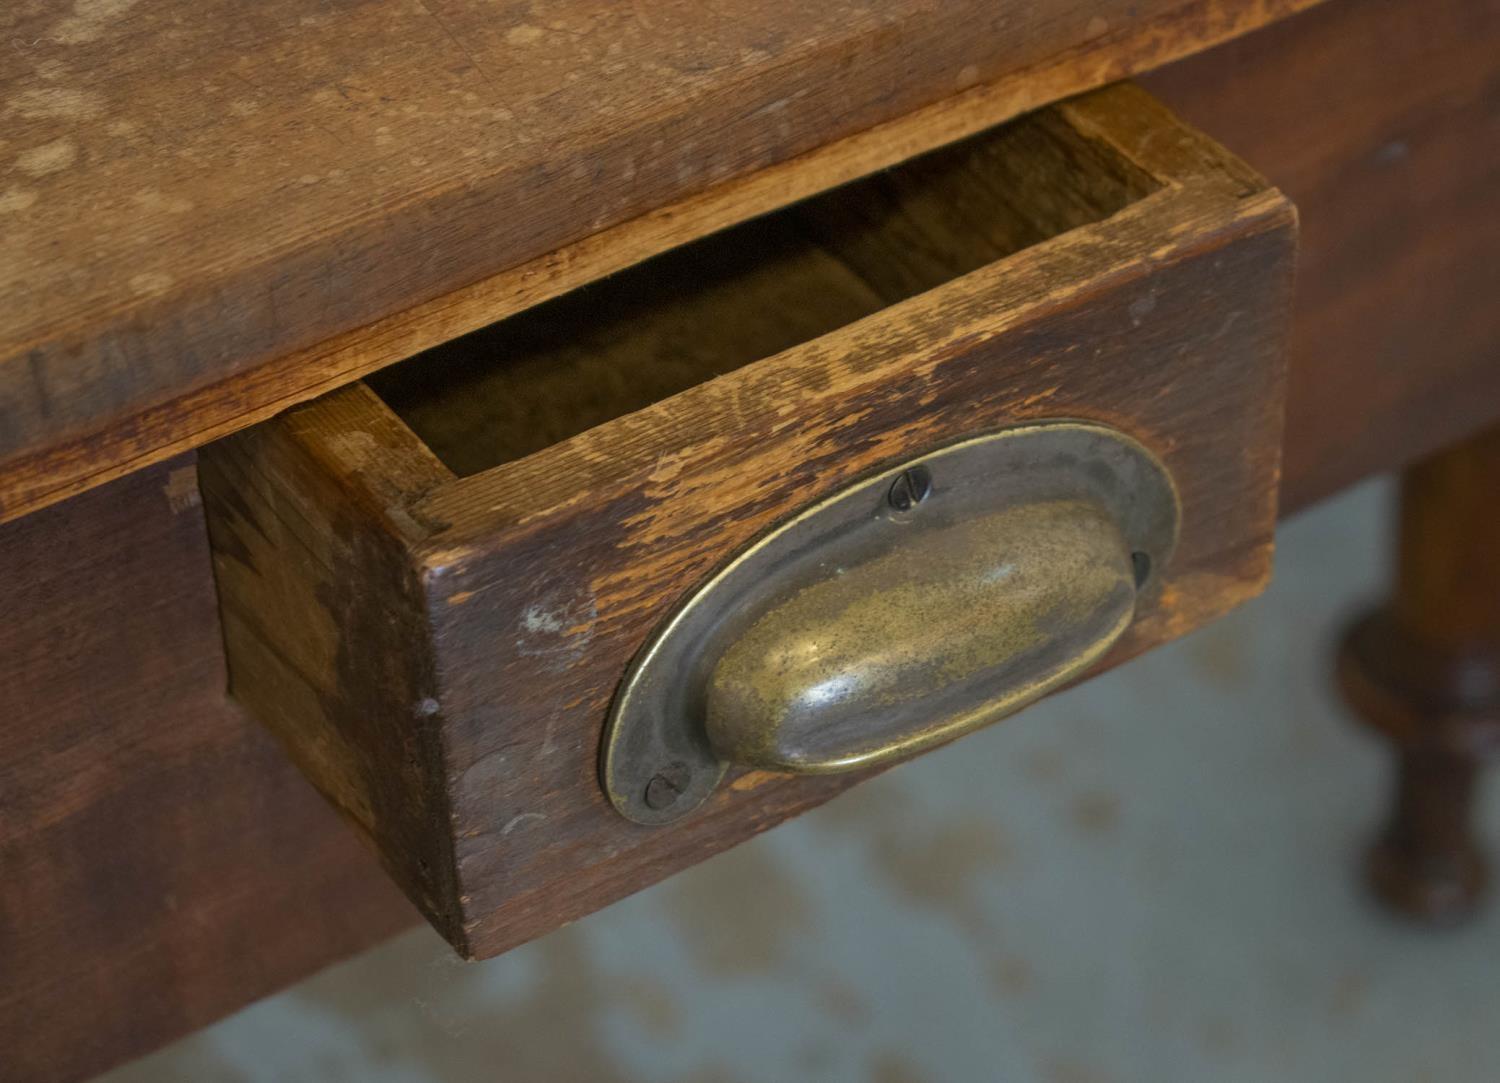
[368,110,1162,477]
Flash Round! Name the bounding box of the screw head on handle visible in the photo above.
[888,465,933,511]
[644,762,691,810]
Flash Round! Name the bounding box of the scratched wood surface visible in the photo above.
[0,0,1320,524]
[200,84,1296,959]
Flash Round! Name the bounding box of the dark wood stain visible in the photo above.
[1144,0,1500,511]
[1337,422,1500,923]
[0,459,415,1083]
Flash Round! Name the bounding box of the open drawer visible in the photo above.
[199,83,1295,959]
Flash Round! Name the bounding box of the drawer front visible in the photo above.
[199,83,1295,958]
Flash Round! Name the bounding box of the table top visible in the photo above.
[0,0,1315,522]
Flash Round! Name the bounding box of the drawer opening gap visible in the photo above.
[368,108,1162,477]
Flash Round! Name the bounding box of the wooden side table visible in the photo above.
[1,0,1496,1079]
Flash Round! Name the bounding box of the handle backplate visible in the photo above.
[601,421,1179,825]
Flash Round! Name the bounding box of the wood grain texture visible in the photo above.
[200,384,459,932]
[1143,0,1500,512]
[0,458,415,1083]
[2,0,1496,1075]
[0,0,1319,525]
[368,105,1160,474]
[201,84,1296,958]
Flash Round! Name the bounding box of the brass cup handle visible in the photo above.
[602,422,1179,825]
[705,499,1140,773]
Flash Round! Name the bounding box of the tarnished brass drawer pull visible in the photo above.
[601,420,1180,824]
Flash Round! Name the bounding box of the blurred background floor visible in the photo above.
[99,477,1500,1083]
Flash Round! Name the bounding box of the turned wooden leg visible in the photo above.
[1338,423,1500,925]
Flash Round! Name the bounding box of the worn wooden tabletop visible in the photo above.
[0,0,1316,523]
